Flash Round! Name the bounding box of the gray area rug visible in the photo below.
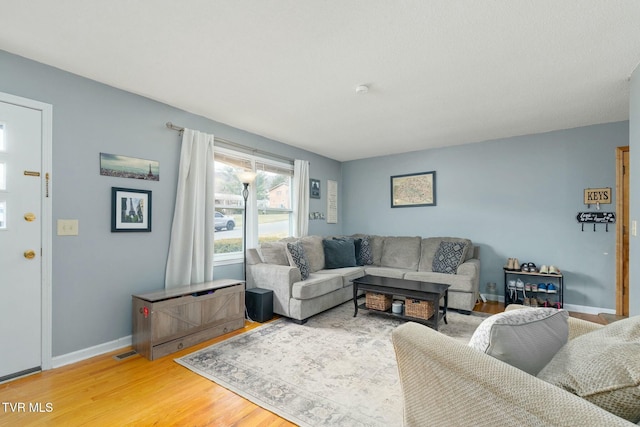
[175,302,488,427]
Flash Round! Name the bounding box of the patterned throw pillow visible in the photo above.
[468,307,569,375]
[358,235,374,265]
[432,241,468,274]
[287,241,310,280]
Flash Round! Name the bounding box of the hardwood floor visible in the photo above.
[0,303,604,426]
[0,319,294,427]
[473,300,607,324]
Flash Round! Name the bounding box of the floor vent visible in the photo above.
[113,350,138,361]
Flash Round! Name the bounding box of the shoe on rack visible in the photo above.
[521,263,529,272]
[537,283,547,293]
[524,283,532,292]
[516,279,526,297]
[554,301,562,309]
[507,280,517,301]
[524,297,531,306]
[527,262,537,273]
[530,298,538,307]
[531,283,538,292]
[549,265,561,275]
[505,258,514,270]
[546,283,557,294]
[513,258,521,271]
[537,297,546,307]
[539,265,549,274]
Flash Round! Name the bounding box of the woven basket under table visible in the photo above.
[365,292,393,311]
[405,298,435,320]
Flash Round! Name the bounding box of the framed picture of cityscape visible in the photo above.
[100,153,159,181]
[390,171,436,208]
[111,187,152,232]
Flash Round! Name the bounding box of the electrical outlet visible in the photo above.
[57,219,79,236]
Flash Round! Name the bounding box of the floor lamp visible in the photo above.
[237,171,257,284]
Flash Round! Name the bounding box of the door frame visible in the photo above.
[615,146,629,316]
[1,91,53,370]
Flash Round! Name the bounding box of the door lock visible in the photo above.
[24,250,36,260]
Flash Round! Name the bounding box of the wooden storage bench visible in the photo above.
[132,279,245,360]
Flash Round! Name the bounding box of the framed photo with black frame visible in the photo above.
[111,187,152,232]
[310,178,321,199]
[390,171,436,208]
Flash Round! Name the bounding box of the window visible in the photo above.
[214,147,293,262]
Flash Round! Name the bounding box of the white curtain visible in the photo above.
[165,128,215,288]
[293,159,310,237]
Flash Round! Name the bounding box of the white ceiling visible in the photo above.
[2,1,640,161]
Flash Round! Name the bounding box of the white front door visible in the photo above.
[0,96,51,381]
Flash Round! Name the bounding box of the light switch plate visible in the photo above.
[57,219,79,236]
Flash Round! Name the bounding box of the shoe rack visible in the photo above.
[503,268,564,308]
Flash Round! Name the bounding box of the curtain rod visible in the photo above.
[165,122,295,165]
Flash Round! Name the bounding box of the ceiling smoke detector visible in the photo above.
[355,85,369,94]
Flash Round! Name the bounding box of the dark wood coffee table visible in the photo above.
[352,275,449,330]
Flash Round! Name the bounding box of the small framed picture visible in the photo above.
[111,187,152,232]
[310,178,321,199]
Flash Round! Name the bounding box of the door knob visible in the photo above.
[24,213,36,222]
[24,250,36,259]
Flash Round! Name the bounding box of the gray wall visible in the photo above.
[630,65,639,316]
[0,50,342,356]
[342,122,629,310]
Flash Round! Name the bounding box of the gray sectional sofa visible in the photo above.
[246,235,480,323]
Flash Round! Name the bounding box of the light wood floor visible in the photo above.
[0,303,604,427]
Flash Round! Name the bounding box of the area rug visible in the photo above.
[175,302,489,427]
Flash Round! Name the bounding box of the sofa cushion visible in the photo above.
[286,241,310,280]
[419,237,473,272]
[432,241,469,274]
[380,236,421,270]
[369,235,385,265]
[291,273,344,300]
[323,238,357,269]
[300,235,325,272]
[258,241,289,265]
[537,316,640,423]
[468,307,569,376]
[404,271,474,292]
[315,266,365,287]
[363,266,415,279]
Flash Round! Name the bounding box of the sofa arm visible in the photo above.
[456,258,479,276]
[392,322,633,427]
[568,316,604,340]
[246,263,301,317]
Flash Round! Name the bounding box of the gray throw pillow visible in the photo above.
[468,307,569,375]
[323,238,357,269]
[286,241,310,280]
[432,241,468,274]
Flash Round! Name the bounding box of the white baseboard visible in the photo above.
[563,304,615,315]
[52,335,132,369]
[483,295,614,316]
